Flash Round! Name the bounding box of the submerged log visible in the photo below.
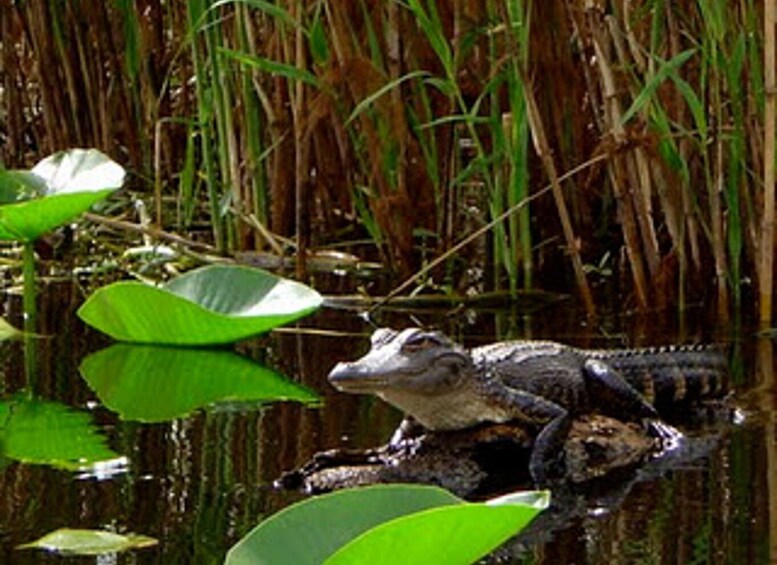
[278,415,657,497]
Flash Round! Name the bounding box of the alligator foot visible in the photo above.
[646,419,684,451]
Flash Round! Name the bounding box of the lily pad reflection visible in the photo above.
[0,396,122,472]
[79,344,319,423]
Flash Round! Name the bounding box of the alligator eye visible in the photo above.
[401,332,444,353]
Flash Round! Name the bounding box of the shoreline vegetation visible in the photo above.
[1,1,774,321]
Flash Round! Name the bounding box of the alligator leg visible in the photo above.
[529,412,573,486]
[487,384,572,485]
[583,360,686,452]
[582,359,658,420]
[389,416,425,445]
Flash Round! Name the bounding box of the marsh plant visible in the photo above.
[2,1,773,319]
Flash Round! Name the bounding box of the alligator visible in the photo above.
[327,327,728,485]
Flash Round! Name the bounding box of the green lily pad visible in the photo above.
[226,485,463,565]
[17,528,157,555]
[79,344,319,422]
[77,264,323,345]
[0,149,125,241]
[226,485,549,565]
[327,499,545,564]
[0,396,121,471]
[0,170,47,203]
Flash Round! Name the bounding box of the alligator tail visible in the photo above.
[592,345,728,406]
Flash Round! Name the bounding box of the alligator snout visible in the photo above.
[327,362,382,393]
[327,362,352,390]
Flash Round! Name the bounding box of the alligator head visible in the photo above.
[327,327,478,429]
[328,327,472,394]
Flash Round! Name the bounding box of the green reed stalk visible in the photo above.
[21,241,37,384]
[725,33,747,311]
[177,123,198,228]
[187,0,225,251]
[405,0,499,255]
[486,5,511,291]
[698,0,730,318]
[505,0,533,290]
[236,5,268,226]
[204,6,237,250]
[22,241,36,335]
[114,0,147,172]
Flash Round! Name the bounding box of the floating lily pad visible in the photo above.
[80,344,319,422]
[0,149,125,241]
[226,484,549,565]
[17,528,157,556]
[0,396,121,471]
[77,264,323,345]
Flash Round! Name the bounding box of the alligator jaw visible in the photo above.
[327,361,391,393]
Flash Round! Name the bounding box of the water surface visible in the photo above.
[0,284,773,564]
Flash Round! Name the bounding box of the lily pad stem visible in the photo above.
[22,241,37,333]
[22,241,38,386]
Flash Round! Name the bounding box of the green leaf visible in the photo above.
[308,4,329,65]
[226,485,549,565]
[210,0,295,27]
[77,264,323,345]
[0,170,47,203]
[327,503,541,565]
[0,396,121,471]
[226,485,463,565]
[80,344,319,422]
[17,528,157,556]
[347,71,429,126]
[670,74,707,141]
[0,149,125,242]
[220,47,320,87]
[620,49,696,125]
[404,0,453,74]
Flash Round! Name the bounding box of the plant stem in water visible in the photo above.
[22,241,38,386]
[22,241,36,334]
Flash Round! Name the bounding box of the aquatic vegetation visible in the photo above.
[3,2,771,319]
[0,149,125,332]
[80,344,319,422]
[0,395,122,472]
[226,484,548,564]
[0,149,124,242]
[18,529,157,556]
[77,264,323,345]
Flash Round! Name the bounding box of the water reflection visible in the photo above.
[0,394,124,473]
[80,344,319,422]
[0,285,775,562]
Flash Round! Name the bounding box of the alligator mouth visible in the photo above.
[330,378,391,392]
[327,362,392,391]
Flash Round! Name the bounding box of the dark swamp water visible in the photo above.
[0,280,775,564]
